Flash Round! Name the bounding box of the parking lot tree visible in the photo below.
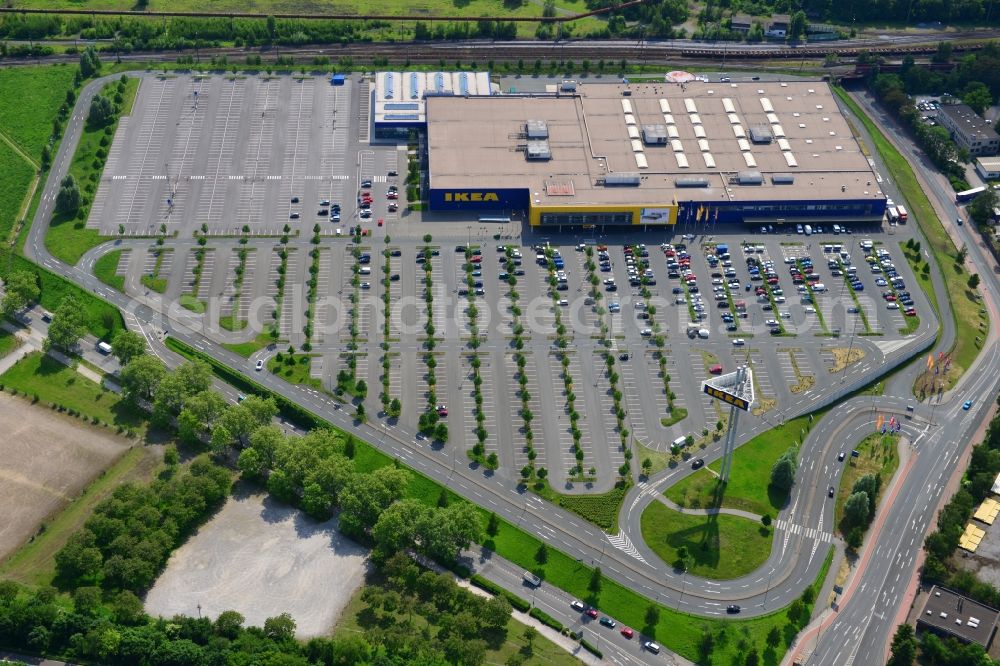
[969,273,981,290]
[769,448,798,493]
[111,330,146,366]
[43,296,87,352]
[0,269,39,316]
[120,354,166,401]
[87,94,113,128]
[845,491,871,527]
[55,174,81,216]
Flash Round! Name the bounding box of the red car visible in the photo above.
[597,245,608,251]
[585,608,599,619]
[709,364,723,374]
[436,405,448,417]
[904,307,917,316]
[377,219,383,227]
[620,627,634,639]
[471,256,482,263]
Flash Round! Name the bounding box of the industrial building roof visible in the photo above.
[940,104,997,143]
[426,81,884,207]
[374,71,493,125]
[917,586,1000,648]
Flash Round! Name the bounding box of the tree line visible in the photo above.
[921,398,1000,608]
[723,0,1000,25]
[887,620,998,665]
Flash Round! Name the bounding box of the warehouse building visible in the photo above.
[424,80,886,228]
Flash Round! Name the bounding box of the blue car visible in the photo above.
[963,400,973,411]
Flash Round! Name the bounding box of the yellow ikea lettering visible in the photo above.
[444,192,499,203]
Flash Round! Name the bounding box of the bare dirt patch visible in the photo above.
[0,392,131,563]
[828,347,866,373]
[145,487,368,636]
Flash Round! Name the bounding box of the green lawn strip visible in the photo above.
[0,142,37,242]
[531,483,626,533]
[45,77,139,266]
[660,407,688,427]
[334,573,582,666]
[834,432,900,531]
[0,64,77,162]
[833,86,986,385]
[0,253,124,340]
[166,336,830,662]
[640,501,773,580]
[0,327,22,358]
[0,352,146,433]
[0,445,158,586]
[140,247,170,294]
[267,353,324,392]
[837,258,874,335]
[900,242,940,316]
[221,333,272,358]
[635,439,675,478]
[178,293,205,314]
[92,249,125,291]
[665,412,821,516]
[796,260,830,336]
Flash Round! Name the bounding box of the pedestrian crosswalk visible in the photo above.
[774,519,833,543]
[607,529,648,565]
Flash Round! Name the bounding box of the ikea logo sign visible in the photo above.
[444,192,500,203]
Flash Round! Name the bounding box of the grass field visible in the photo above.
[0,64,77,162]
[833,86,988,389]
[834,431,900,531]
[222,333,273,358]
[13,0,595,18]
[0,445,159,587]
[640,501,772,580]
[0,327,21,359]
[268,353,324,391]
[665,413,820,517]
[45,77,139,266]
[0,352,145,432]
[335,574,582,666]
[0,141,37,242]
[93,249,125,291]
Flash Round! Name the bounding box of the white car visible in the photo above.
[255,359,264,371]
[640,328,653,336]
[765,319,779,327]
[780,311,791,319]
[732,338,746,346]
[887,302,900,309]
[796,224,804,234]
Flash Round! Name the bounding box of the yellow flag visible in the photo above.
[926,354,934,370]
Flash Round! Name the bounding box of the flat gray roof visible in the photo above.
[427,81,883,208]
[940,104,996,142]
[917,585,999,648]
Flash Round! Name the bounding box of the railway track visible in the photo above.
[0,36,990,68]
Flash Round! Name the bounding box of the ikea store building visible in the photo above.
[376,74,887,229]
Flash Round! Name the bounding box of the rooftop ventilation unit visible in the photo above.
[748,126,773,144]
[772,173,795,184]
[737,170,763,185]
[604,173,641,187]
[525,140,551,161]
[675,177,709,188]
[642,124,668,145]
[525,119,549,139]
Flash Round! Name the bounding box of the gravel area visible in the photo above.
[145,488,368,636]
